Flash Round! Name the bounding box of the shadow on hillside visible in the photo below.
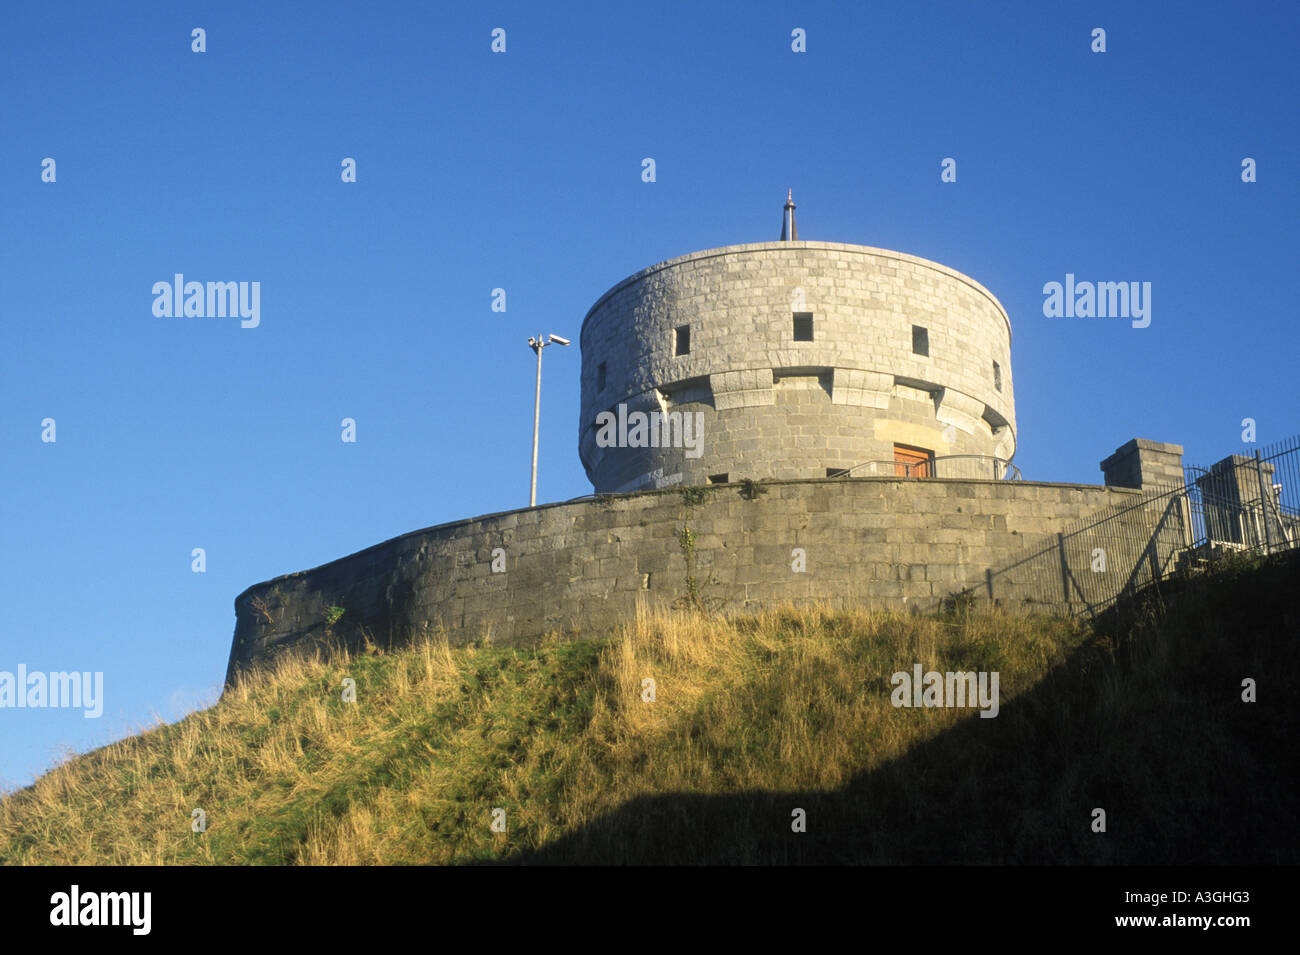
[498,555,1300,865]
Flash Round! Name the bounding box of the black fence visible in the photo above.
[981,435,1300,617]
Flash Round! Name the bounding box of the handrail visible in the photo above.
[839,454,1022,481]
[570,455,1022,499]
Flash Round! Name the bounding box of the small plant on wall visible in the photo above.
[248,595,275,626]
[324,605,346,636]
[675,494,722,613]
[679,485,711,507]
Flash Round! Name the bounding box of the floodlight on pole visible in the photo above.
[528,332,570,507]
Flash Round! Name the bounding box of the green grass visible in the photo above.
[2,550,1295,865]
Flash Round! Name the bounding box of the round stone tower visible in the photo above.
[579,194,1016,493]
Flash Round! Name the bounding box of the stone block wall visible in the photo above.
[983,486,1193,612]
[225,476,1158,684]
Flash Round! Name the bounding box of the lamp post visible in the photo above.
[528,333,570,506]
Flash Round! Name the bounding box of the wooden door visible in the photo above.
[894,444,933,478]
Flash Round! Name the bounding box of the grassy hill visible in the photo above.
[2,551,1296,865]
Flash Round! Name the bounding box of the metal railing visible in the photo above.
[1183,439,1299,553]
[566,454,1022,501]
[980,434,1300,617]
[837,454,1022,481]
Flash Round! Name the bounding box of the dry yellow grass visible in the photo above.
[3,557,1293,865]
[0,603,1081,864]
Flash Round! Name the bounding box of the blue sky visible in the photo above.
[1,1,1296,788]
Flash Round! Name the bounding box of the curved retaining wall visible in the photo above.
[578,242,1016,493]
[225,476,1164,684]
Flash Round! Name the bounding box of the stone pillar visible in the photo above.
[1195,454,1278,546]
[1099,438,1185,490]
